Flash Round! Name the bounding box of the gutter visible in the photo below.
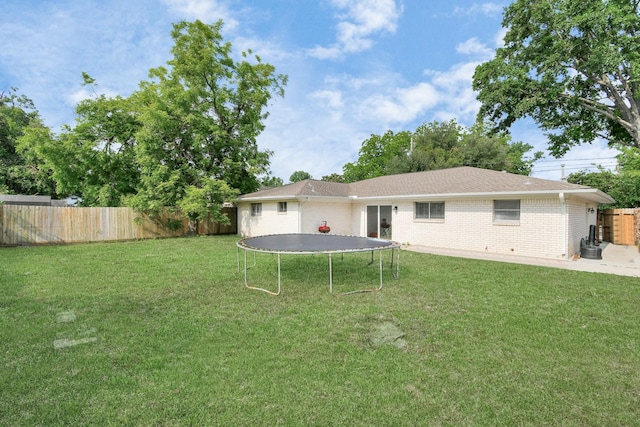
[352,188,613,203]
[239,188,613,205]
[238,195,352,202]
[559,192,567,258]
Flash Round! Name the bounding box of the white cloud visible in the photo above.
[424,62,482,123]
[494,27,508,48]
[456,37,494,59]
[67,85,122,107]
[163,0,238,29]
[310,90,344,110]
[454,2,505,17]
[307,0,402,59]
[361,82,440,124]
[305,45,344,61]
[232,36,295,63]
[258,99,366,180]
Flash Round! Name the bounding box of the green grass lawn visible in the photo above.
[1,236,639,426]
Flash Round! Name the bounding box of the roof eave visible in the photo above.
[238,195,352,202]
[237,195,299,202]
[353,189,615,203]
[238,188,615,204]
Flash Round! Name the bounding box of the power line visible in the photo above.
[532,162,618,171]
[534,157,618,163]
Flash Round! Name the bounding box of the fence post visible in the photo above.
[0,204,3,245]
[635,208,640,247]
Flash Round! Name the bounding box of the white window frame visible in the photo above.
[277,201,287,213]
[493,200,520,222]
[250,203,262,218]
[414,202,445,220]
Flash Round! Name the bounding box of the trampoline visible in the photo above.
[237,233,400,296]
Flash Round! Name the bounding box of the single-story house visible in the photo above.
[237,166,614,260]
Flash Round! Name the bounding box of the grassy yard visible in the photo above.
[1,236,639,426]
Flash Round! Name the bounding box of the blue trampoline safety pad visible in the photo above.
[237,233,398,254]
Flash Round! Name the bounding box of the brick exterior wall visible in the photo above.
[378,198,555,259]
[239,196,601,260]
[238,200,352,237]
[566,197,598,256]
[237,201,300,236]
[300,200,352,235]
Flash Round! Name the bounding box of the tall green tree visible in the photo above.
[342,130,411,182]
[0,89,56,195]
[321,173,344,182]
[20,20,286,226]
[260,175,284,188]
[128,20,286,227]
[568,146,640,208]
[289,170,312,183]
[386,120,541,175]
[473,0,640,156]
[388,120,465,173]
[617,145,640,171]
[462,122,543,175]
[21,83,142,206]
[568,168,640,208]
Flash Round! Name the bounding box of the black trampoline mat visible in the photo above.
[238,233,397,253]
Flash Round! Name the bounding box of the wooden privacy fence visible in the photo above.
[600,208,639,246]
[0,205,236,245]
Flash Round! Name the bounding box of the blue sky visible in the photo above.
[0,0,619,182]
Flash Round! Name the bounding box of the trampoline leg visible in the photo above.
[329,253,333,294]
[244,248,282,296]
[331,250,384,297]
[390,247,399,279]
[243,249,247,284]
[379,249,383,290]
[238,247,257,273]
[277,253,282,295]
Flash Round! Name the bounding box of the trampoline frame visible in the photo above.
[236,234,400,296]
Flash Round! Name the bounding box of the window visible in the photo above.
[415,202,445,219]
[250,203,262,217]
[494,200,520,221]
[277,202,287,213]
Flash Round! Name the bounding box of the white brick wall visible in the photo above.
[239,195,597,260]
[567,197,598,256]
[300,200,352,235]
[238,199,352,236]
[237,201,300,236]
[369,197,570,259]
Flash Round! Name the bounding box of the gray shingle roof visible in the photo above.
[238,167,614,203]
[351,167,594,197]
[239,179,351,199]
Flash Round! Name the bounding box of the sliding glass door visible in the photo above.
[366,205,392,239]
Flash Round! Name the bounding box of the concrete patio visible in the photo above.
[406,241,640,278]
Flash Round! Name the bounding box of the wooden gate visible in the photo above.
[601,209,636,245]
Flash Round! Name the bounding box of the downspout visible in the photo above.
[298,197,308,233]
[559,192,567,258]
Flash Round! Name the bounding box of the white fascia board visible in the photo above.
[352,189,614,203]
[353,191,552,201]
[238,195,351,203]
[238,195,298,202]
[295,196,352,203]
[240,188,614,204]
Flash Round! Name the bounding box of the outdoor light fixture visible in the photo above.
[394,206,398,213]
[587,207,595,213]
